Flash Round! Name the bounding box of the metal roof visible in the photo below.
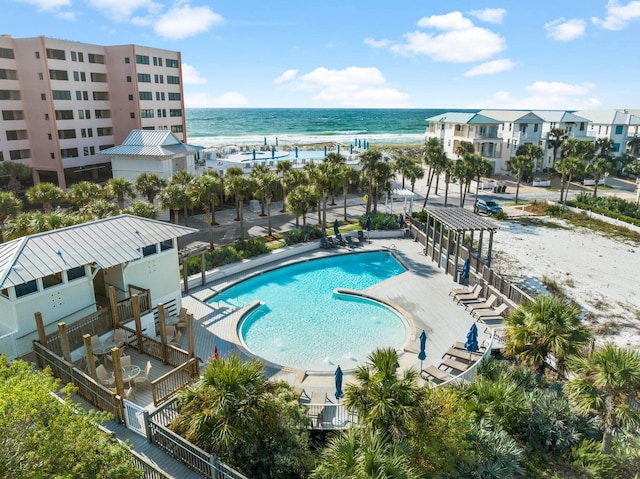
[0,215,197,289]
[424,206,498,232]
[97,130,200,157]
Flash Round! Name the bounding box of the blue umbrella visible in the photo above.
[252,149,256,160]
[350,144,353,154]
[335,366,343,400]
[464,323,479,352]
[333,219,340,236]
[365,215,372,232]
[324,145,327,157]
[418,330,427,370]
[461,258,470,279]
[264,136,267,146]
[295,146,298,158]
[337,144,340,154]
[271,146,275,159]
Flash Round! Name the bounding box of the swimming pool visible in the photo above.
[208,251,408,371]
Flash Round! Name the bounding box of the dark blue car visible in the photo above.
[474,199,502,216]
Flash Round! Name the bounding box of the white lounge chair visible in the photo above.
[466,294,497,312]
[473,302,509,319]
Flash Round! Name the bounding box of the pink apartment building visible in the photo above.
[0,34,187,188]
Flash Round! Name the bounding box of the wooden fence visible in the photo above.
[147,399,249,479]
[151,358,200,407]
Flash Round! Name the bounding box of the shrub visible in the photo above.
[571,440,618,479]
[359,213,401,230]
[282,225,322,245]
[183,239,269,276]
[494,210,507,220]
[545,204,565,217]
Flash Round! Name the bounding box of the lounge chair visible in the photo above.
[320,237,330,249]
[440,357,471,373]
[472,302,509,320]
[345,236,356,248]
[421,365,453,384]
[466,294,497,312]
[327,236,337,248]
[357,230,365,243]
[454,285,483,304]
[449,283,476,297]
[442,347,483,363]
[335,234,347,247]
[349,234,361,247]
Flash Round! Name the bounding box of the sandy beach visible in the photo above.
[490,212,640,350]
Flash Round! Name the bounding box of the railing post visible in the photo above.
[143,410,152,443]
[187,313,194,359]
[132,294,143,354]
[83,333,97,379]
[158,303,168,364]
[201,252,206,287]
[35,312,46,346]
[112,349,124,400]
[58,322,72,363]
[109,286,119,328]
[209,453,220,479]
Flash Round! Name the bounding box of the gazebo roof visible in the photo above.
[424,206,498,232]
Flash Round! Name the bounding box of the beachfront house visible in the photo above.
[0,214,196,359]
[575,109,640,160]
[99,129,203,182]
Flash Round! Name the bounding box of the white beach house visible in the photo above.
[0,214,196,359]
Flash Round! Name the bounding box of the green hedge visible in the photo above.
[572,192,640,221]
[359,213,402,230]
[566,196,640,228]
[184,239,269,275]
[282,225,322,245]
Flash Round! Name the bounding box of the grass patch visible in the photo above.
[542,275,564,297]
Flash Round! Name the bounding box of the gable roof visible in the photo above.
[426,112,501,124]
[98,129,200,157]
[0,215,196,289]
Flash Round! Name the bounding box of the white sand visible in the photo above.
[489,215,640,350]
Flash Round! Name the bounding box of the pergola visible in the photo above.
[420,206,498,279]
[178,241,209,293]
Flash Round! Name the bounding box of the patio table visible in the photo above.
[113,364,141,388]
[92,342,116,365]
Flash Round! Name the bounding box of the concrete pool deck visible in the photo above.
[180,236,487,396]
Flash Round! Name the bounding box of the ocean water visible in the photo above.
[186,108,462,148]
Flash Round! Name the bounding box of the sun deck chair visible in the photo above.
[335,234,347,247]
[421,365,453,384]
[320,237,330,249]
[472,302,509,319]
[327,236,337,248]
[451,283,481,299]
[357,230,365,243]
[345,235,356,248]
[440,357,471,373]
[466,294,497,312]
[454,285,483,304]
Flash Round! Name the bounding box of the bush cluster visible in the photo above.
[282,225,322,245]
[184,239,268,275]
[359,212,402,230]
[568,192,640,227]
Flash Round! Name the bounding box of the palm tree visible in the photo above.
[547,128,567,168]
[467,153,493,208]
[105,177,136,211]
[159,183,191,225]
[135,172,167,204]
[440,157,455,206]
[224,174,252,240]
[455,141,475,159]
[453,158,474,207]
[66,181,103,209]
[505,294,591,378]
[588,138,616,197]
[275,160,292,212]
[422,137,448,208]
[0,191,21,242]
[394,156,414,189]
[405,162,424,193]
[78,198,118,220]
[565,344,640,454]
[249,164,270,216]
[373,161,395,213]
[345,347,424,440]
[359,149,383,214]
[316,161,338,236]
[225,167,244,220]
[26,182,64,213]
[190,173,222,248]
[622,158,640,204]
[515,143,543,174]
[627,136,640,156]
[252,169,278,236]
[324,152,345,205]
[0,161,31,193]
[287,184,317,227]
[170,168,195,185]
[558,138,591,203]
[4,212,36,240]
[124,201,157,219]
[338,164,359,222]
[311,428,421,479]
[509,155,534,204]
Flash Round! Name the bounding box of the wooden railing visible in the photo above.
[33,341,124,422]
[147,399,249,479]
[121,325,191,367]
[151,357,199,407]
[304,402,356,430]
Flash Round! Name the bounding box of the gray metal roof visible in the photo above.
[0,215,197,289]
[98,130,200,157]
[424,206,498,232]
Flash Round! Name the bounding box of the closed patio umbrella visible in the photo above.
[335,366,343,401]
[365,215,372,232]
[464,323,479,353]
[418,330,427,370]
[333,219,340,236]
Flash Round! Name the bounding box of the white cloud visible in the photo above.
[369,11,506,63]
[154,5,224,40]
[463,59,516,77]
[14,0,70,10]
[545,18,586,41]
[273,69,298,84]
[364,38,394,49]
[392,27,505,63]
[184,91,248,108]
[417,11,474,30]
[274,66,410,108]
[87,0,159,21]
[468,8,506,24]
[468,81,600,110]
[592,0,640,30]
[181,64,206,85]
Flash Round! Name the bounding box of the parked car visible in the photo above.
[474,199,503,215]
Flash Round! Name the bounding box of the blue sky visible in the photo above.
[4,1,640,109]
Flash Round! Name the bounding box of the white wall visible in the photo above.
[124,249,182,307]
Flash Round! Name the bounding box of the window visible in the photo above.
[97,127,112,136]
[171,125,183,133]
[139,91,152,100]
[9,149,30,160]
[49,69,68,81]
[93,91,109,101]
[142,244,157,257]
[88,53,105,64]
[99,144,114,151]
[157,108,166,118]
[125,57,130,64]
[15,280,38,297]
[57,129,76,139]
[76,90,82,100]
[78,110,84,119]
[534,124,539,132]
[136,55,150,65]
[82,146,95,155]
[0,69,18,80]
[94,109,110,119]
[80,72,86,81]
[168,92,180,101]
[6,130,28,141]
[613,143,620,152]
[0,90,21,100]
[580,122,585,131]
[0,288,8,298]
[130,112,135,118]
[160,239,173,251]
[2,111,24,120]
[156,91,166,101]
[42,272,63,289]
[71,51,77,61]
[73,71,79,81]
[35,51,40,59]
[0,48,15,59]
[167,75,180,85]
[46,48,66,60]
[90,72,107,83]
[126,75,132,83]
[52,90,72,100]
[154,74,164,83]
[78,52,84,62]
[169,109,182,117]
[166,58,178,68]
[60,148,79,158]
[66,266,86,281]
[140,109,154,118]
[44,113,48,120]
[615,125,623,135]
[137,73,151,83]
[55,110,73,120]
[38,72,43,80]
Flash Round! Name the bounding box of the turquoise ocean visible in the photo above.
[185,108,472,148]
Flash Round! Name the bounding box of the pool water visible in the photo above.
[209,252,407,371]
